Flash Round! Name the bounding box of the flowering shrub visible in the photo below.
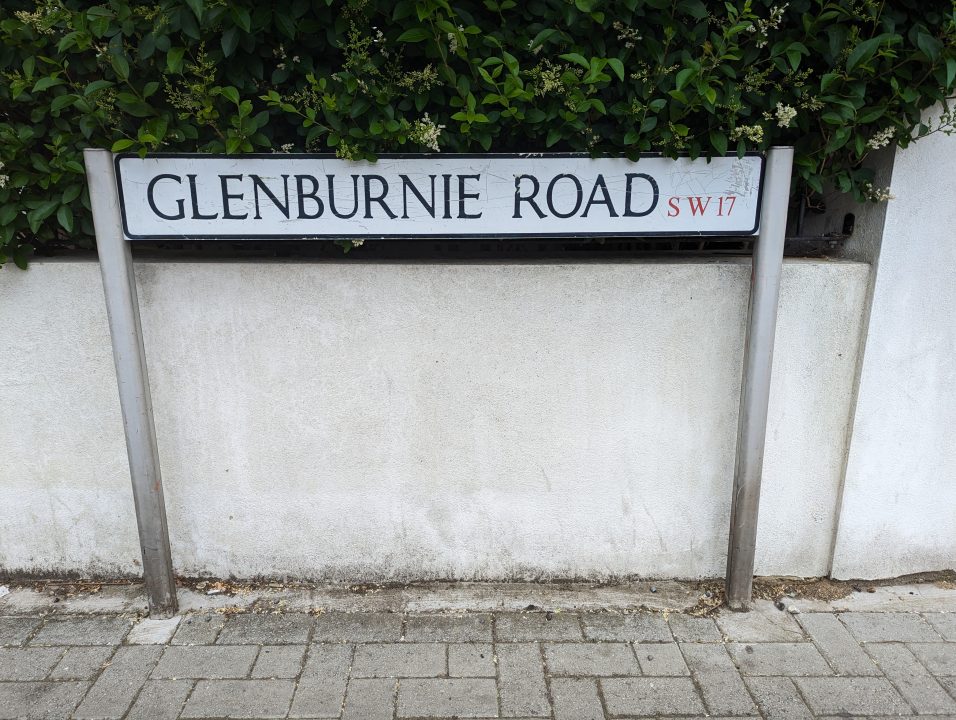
[1,0,954,266]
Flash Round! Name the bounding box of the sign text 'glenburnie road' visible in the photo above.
[115,154,764,239]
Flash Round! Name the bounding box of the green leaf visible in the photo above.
[167,47,186,74]
[675,67,695,91]
[846,35,884,73]
[56,204,74,233]
[51,94,78,112]
[222,27,239,56]
[84,79,114,96]
[559,53,590,70]
[396,28,430,42]
[32,76,64,93]
[111,139,136,152]
[111,54,130,80]
[710,130,727,156]
[185,0,203,20]
[219,86,240,104]
[606,58,625,82]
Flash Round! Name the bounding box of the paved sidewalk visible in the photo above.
[1,594,955,718]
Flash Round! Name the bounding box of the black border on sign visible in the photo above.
[114,152,766,240]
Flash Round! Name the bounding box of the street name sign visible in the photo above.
[115,153,764,239]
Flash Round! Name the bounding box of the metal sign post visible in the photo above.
[725,147,794,610]
[84,149,178,617]
[84,148,790,616]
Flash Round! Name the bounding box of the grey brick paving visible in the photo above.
[866,642,956,713]
[341,677,395,720]
[797,612,881,675]
[924,613,956,641]
[0,647,64,680]
[907,641,956,674]
[152,645,258,678]
[397,678,498,717]
[669,614,723,642]
[126,679,192,720]
[29,616,131,646]
[49,645,114,680]
[551,677,604,720]
[289,643,351,718]
[716,607,806,642]
[449,642,495,676]
[216,612,312,644]
[0,680,90,719]
[840,611,942,643]
[582,612,672,642]
[73,645,162,719]
[496,611,582,641]
[794,676,911,715]
[0,604,954,719]
[404,613,492,642]
[497,642,550,717]
[544,641,640,675]
[744,676,813,719]
[728,642,832,676]
[171,614,225,645]
[250,644,306,678]
[695,670,760,715]
[352,642,446,677]
[313,611,402,642]
[634,641,690,675]
[0,617,41,646]
[601,676,706,716]
[181,679,295,718]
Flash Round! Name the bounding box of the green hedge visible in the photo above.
[1,0,955,266]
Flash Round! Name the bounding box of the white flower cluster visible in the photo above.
[0,160,8,189]
[863,182,895,202]
[747,3,789,48]
[730,124,765,143]
[613,21,643,49]
[410,113,445,152]
[867,127,895,150]
[447,25,463,54]
[775,103,797,128]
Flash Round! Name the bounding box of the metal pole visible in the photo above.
[725,147,794,611]
[84,149,178,617]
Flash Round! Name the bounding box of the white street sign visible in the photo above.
[115,153,764,240]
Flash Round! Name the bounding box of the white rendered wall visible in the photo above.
[0,259,867,580]
[831,112,956,579]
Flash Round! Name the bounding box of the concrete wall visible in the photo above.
[831,112,956,579]
[0,258,868,580]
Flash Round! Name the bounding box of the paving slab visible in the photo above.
[171,613,225,645]
[797,612,881,675]
[0,647,64,681]
[449,642,495,677]
[29,616,132,646]
[840,612,943,642]
[49,645,115,680]
[496,642,550,717]
[694,670,759,715]
[544,641,640,675]
[216,612,313,644]
[342,677,395,720]
[550,677,604,720]
[0,680,90,720]
[744,676,814,719]
[668,614,722,642]
[127,616,181,644]
[794,676,912,716]
[0,617,41,646]
[152,644,258,678]
[251,644,306,678]
[679,641,738,672]
[727,641,833,676]
[634,641,690,675]
[313,611,403,642]
[924,612,956,641]
[496,611,582,641]
[126,679,192,720]
[404,613,492,642]
[866,642,956,713]
[582,611,672,642]
[907,642,956,674]
[352,642,446,677]
[73,645,162,719]
[601,676,706,716]
[289,644,351,717]
[182,679,295,718]
[716,603,806,642]
[397,678,498,718]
